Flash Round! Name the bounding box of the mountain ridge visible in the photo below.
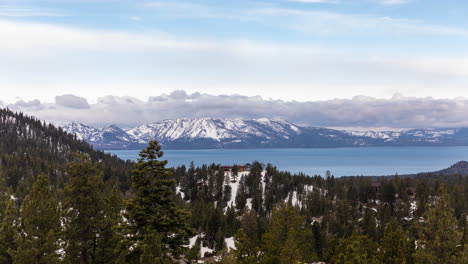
[62,118,468,150]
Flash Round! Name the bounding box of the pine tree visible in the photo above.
[261,203,305,264]
[139,229,169,264]
[0,199,17,264]
[312,222,324,259]
[235,177,247,210]
[125,140,192,262]
[378,223,413,264]
[62,153,109,264]
[279,228,302,264]
[92,185,123,263]
[331,231,379,264]
[11,174,61,264]
[413,185,465,264]
[234,228,259,264]
[361,209,377,240]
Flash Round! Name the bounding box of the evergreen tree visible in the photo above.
[0,199,17,264]
[235,177,247,210]
[234,228,259,264]
[11,174,61,264]
[312,222,324,259]
[361,209,378,240]
[62,153,110,264]
[279,228,302,264]
[139,229,169,264]
[331,231,379,264]
[125,140,192,262]
[413,185,466,264]
[378,223,413,264]
[92,185,123,264]
[261,203,304,264]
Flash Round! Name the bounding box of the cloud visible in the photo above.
[252,7,468,37]
[0,6,67,17]
[13,99,41,107]
[55,94,90,109]
[378,0,412,5]
[142,2,466,37]
[7,92,468,130]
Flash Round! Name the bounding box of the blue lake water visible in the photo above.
[106,147,468,177]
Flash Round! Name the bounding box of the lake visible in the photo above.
[106,147,468,177]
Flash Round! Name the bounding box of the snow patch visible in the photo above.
[224,237,236,252]
[245,198,253,210]
[176,186,185,200]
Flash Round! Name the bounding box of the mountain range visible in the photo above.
[62,118,468,150]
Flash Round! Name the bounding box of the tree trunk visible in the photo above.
[80,248,88,264]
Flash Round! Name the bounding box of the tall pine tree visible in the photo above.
[11,174,61,264]
[125,140,192,263]
[63,153,112,264]
[413,185,466,264]
[0,199,17,264]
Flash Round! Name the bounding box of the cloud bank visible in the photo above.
[6,91,468,130]
[55,94,90,109]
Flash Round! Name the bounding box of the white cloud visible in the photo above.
[252,7,468,38]
[142,1,466,38]
[7,92,468,130]
[55,94,90,109]
[0,6,66,17]
[378,0,412,5]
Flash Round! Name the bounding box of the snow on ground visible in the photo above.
[175,186,185,200]
[188,234,200,248]
[284,184,326,208]
[246,198,253,210]
[261,171,266,201]
[200,246,214,257]
[224,171,249,211]
[285,191,301,207]
[303,185,315,193]
[186,233,215,258]
[410,201,417,215]
[224,237,236,252]
[303,184,328,196]
[404,200,418,221]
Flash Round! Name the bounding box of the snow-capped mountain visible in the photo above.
[62,118,468,150]
[126,118,301,143]
[63,123,143,149]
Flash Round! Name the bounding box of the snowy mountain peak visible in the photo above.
[125,118,301,143]
[63,122,99,141]
[62,118,468,150]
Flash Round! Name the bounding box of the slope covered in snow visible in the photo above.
[62,118,468,150]
[126,118,301,142]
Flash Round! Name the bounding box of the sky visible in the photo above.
[1,0,468,128]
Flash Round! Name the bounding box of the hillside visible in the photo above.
[63,118,468,150]
[171,161,468,261]
[0,108,133,196]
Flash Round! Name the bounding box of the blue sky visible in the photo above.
[0,0,467,103]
